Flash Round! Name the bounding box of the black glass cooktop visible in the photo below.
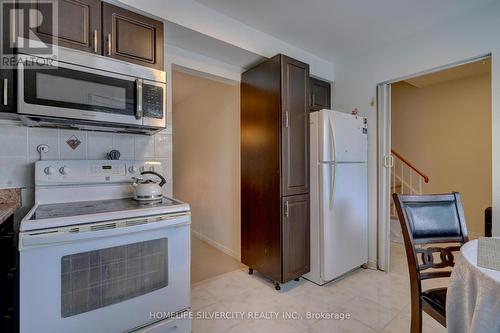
[30,197,182,220]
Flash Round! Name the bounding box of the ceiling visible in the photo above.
[194,0,494,61]
[404,58,491,88]
[166,22,264,69]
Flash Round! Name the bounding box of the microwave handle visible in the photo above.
[136,79,143,120]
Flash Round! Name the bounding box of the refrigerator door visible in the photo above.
[320,162,368,281]
[319,110,367,163]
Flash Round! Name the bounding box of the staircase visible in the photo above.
[390,149,430,218]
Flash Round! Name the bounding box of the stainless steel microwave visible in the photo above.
[17,48,167,135]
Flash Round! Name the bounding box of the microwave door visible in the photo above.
[18,60,142,126]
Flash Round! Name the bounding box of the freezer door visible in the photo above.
[319,110,367,163]
[332,111,367,162]
[320,162,368,281]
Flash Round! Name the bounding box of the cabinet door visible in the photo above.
[281,55,309,196]
[310,77,331,111]
[0,67,15,113]
[282,194,310,282]
[102,3,164,70]
[30,0,102,54]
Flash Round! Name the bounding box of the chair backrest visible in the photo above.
[392,193,469,284]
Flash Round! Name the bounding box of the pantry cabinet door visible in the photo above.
[281,55,310,196]
[282,194,310,282]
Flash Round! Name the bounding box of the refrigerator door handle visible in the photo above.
[330,163,336,209]
[328,115,335,161]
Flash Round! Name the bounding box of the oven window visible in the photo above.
[24,66,136,116]
[61,238,168,318]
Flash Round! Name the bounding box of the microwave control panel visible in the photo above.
[143,84,164,119]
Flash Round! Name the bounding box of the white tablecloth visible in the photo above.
[446,239,500,333]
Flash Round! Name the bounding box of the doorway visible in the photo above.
[171,68,243,284]
[377,56,492,271]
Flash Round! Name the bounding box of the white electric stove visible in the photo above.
[19,160,191,333]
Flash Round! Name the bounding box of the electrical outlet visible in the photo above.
[37,144,50,154]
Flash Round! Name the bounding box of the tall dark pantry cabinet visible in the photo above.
[241,54,310,290]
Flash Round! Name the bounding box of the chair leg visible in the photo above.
[410,301,423,333]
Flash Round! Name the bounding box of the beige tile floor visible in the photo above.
[191,236,245,284]
[191,241,448,333]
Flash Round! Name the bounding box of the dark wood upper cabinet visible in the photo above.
[310,77,331,111]
[22,1,164,69]
[31,0,102,54]
[282,194,310,281]
[102,3,164,70]
[0,67,15,113]
[282,56,309,196]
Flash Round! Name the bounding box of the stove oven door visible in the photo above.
[19,213,191,333]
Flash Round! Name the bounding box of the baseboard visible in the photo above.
[191,229,241,261]
[469,231,482,240]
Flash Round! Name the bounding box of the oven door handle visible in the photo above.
[136,79,143,120]
[19,214,190,249]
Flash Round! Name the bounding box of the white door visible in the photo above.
[377,84,392,272]
[320,162,368,281]
[19,215,191,333]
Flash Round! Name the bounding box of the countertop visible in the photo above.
[0,188,21,225]
[0,203,18,224]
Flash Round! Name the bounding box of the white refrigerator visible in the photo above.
[304,109,368,285]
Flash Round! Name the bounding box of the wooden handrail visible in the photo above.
[391,149,430,183]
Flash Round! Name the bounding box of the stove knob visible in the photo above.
[128,166,138,174]
[44,166,54,175]
[139,166,145,173]
[59,166,70,175]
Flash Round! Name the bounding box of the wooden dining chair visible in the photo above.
[392,192,469,333]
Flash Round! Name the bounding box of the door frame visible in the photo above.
[376,54,491,272]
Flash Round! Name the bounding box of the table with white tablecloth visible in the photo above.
[446,238,500,333]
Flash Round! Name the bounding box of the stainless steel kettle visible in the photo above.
[132,171,166,201]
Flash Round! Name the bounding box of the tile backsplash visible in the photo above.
[0,122,173,216]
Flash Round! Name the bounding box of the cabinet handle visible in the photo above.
[93,29,98,53]
[10,8,16,44]
[312,94,316,106]
[107,33,112,55]
[284,201,289,217]
[3,78,7,106]
[283,112,289,128]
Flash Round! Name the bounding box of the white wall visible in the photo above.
[0,122,173,221]
[172,72,240,259]
[333,1,500,266]
[119,0,334,81]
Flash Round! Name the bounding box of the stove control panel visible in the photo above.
[35,160,163,185]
